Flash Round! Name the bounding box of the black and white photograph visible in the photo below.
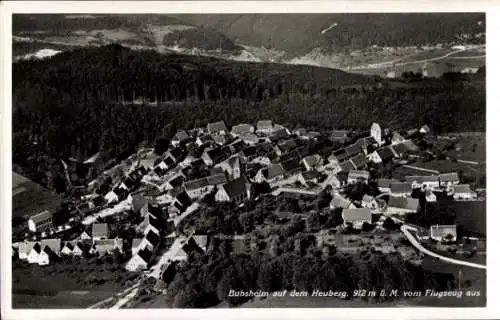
[1,1,498,318]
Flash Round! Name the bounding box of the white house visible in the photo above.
[125,248,152,272]
[104,190,119,204]
[389,182,413,197]
[347,170,370,184]
[439,172,460,187]
[302,154,323,171]
[377,178,400,193]
[184,177,213,200]
[430,225,457,242]
[342,208,372,229]
[28,210,54,233]
[452,184,477,200]
[256,120,274,134]
[405,175,440,190]
[254,164,285,183]
[330,193,356,210]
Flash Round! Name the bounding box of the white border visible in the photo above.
[1,1,499,320]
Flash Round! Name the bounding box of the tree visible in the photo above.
[382,217,398,231]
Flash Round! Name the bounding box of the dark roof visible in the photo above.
[390,182,413,194]
[144,214,162,231]
[342,208,372,223]
[339,161,355,172]
[207,173,228,186]
[378,178,400,188]
[123,178,136,189]
[301,170,322,181]
[349,153,368,169]
[388,196,419,211]
[145,230,160,246]
[190,159,205,169]
[184,177,209,190]
[137,247,153,263]
[168,175,185,188]
[205,148,226,163]
[278,138,298,152]
[222,176,249,199]
[175,191,192,207]
[154,166,167,176]
[453,184,473,193]
[168,147,186,162]
[439,172,460,182]
[229,140,247,153]
[392,142,410,155]
[345,144,364,157]
[376,146,395,160]
[29,210,52,224]
[405,176,439,183]
[240,146,257,157]
[280,158,302,174]
[330,130,349,138]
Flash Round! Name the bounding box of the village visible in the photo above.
[12,118,486,307]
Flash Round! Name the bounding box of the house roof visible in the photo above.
[391,143,410,155]
[175,191,192,207]
[145,230,160,246]
[137,247,153,263]
[184,177,209,191]
[349,153,368,169]
[40,239,61,254]
[348,170,370,180]
[132,238,142,249]
[405,175,439,183]
[168,175,185,188]
[241,133,259,144]
[453,184,473,194]
[94,239,120,253]
[123,178,136,189]
[231,124,254,135]
[168,147,186,162]
[376,146,395,160]
[301,170,322,181]
[330,194,353,209]
[339,161,355,172]
[402,140,419,152]
[214,135,229,145]
[345,144,364,157]
[378,178,400,188]
[92,223,109,238]
[439,172,460,182]
[29,210,52,224]
[387,196,419,211]
[362,194,375,203]
[342,208,372,223]
[392,131,405,142]
[240,146,257,157]
[19,241,37,255]
[330,130,349,138]
[257,120,273,130]
[302,154,322,168]
[207,121,228,135]
[264,164,285,179]
[280,158,302,174]
[193,235,208,249]
[221,176,249,199]
[390,182,413,194]
[174,130,190,142]
[207,173,228,186]
[430,225,457,238]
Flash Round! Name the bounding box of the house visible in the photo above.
[131,238,143,256]
[92,238,123,256]
[165,147,187,165]
[329,149,350,165]
[231,123,255,137]
[391,131,406,145]
[240,133,259,145]
[386,196,420,215]
[26,239,61,265]
[192,235,209,252]
[172,191,192,214]
[355,136,379,154]
[389,182,413,197]
[298,170,322,186]
[216,156,243,180]
[439,172,460,187]
[215,176,252,203]
[79,229,92,241]
[302,154,323,171]
[345,144,364,157]
[347,170,370,184]
[184,177,213,200]
[229,139,247,154]
[339,161,356,173]
[18,241,37,260]
[137,214,162,236]
[272,127,291,141]
[195,135,213,147]
[405,175,440,190]
[377,178,400,193]
[329,130,350,144]
[202,148,226,166]
[207,170,228,187]
[452,184,477,200]
[420,125,431,134]
[171,130,190,147]
[61,241,75,255]
[139,230,161,251]
[126,247,153,272]
[164,174,185,191]
[330,193,356,209]
[213,134,229,146]
[430,225,457,242]
[207,120,229,136]
[254,164,285,183]
[370,123,382,144]
[28,210,54,233]
[349,153,368,170]
[256,120,274,134]
[92,223,109,241]
[280,158,303,177]
[425,190,437,202]
[27,242,43,264]
[342,208,372,229]
[104,190,119,204]
[369,146,395,164]
[361,195,378,210]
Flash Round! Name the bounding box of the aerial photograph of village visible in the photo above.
[10,12,486,309]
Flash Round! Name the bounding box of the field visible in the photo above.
[12,260,135,308]
[452,201,486,236]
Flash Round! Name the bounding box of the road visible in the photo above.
[82,199,131,225]
[149,237,186,279]
[401,225,486,270]
[87,282,141,309]
[402,165,440,174]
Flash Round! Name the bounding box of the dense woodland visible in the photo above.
[162,26,241,52]
[13,45,485,191]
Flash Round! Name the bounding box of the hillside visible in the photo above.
[12,45,485,192]
[174,13,485,57]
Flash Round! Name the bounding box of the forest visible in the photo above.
[12,44,485,191]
